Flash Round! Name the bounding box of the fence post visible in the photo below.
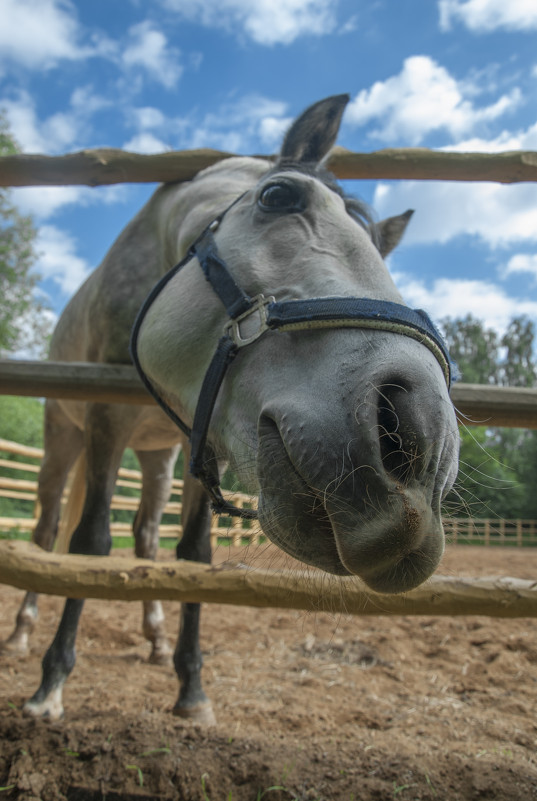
[484,519,490,547]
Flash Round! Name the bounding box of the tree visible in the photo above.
[0,115,51,357]
[448,425,524,520]
[501,316,536,387]
[442,313,536,388]
[441,314,536,520]
[442,314,499,384]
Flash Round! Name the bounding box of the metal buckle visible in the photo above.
[225,294,275,348]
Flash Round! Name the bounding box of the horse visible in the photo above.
[3,95,459,725]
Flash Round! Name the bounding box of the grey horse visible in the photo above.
[4,95,459,725]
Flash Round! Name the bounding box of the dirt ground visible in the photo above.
[1,544,536,801]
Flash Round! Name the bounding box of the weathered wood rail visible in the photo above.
[1,539,536,617]
[2,360,537,429]
[1,145,536,187]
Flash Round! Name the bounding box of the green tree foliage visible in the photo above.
[501,316,536,387]
[442,314,536,520]
[442,314,499,384]
[442,313,536,388]
[450,427,524,519]
[0,395,44,448]
[0,395,44,519]
[0,115,51,356]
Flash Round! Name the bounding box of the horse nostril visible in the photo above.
[377,382,422,484]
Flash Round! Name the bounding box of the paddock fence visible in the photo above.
[0,438,258,549]
[1,142,537,616]
[1,436,536,549]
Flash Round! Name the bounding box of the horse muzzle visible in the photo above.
[256,351,459,594]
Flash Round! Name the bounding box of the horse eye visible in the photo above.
[258,183,303,211]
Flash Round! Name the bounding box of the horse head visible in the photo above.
[133,95,459,594]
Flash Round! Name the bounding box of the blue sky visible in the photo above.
[1,0,537,348]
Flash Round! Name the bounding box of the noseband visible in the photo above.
[131,197,456,519]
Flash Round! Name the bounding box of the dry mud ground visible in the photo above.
[1,544,537,801]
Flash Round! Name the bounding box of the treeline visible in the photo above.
[442,314,537,519]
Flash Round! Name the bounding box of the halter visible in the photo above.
[130,198,456,519]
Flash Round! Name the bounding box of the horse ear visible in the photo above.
[279,94,350,165]
[374,210,414,258]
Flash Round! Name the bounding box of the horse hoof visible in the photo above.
[23,688,64,721]
[173,702,216,727]
[148,643,173,666]
[0,634,30,655]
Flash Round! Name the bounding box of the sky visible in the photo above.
[1,0,537,350]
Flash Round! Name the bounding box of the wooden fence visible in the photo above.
[443,517,537,547]
[1,142,537,615]
[0,438,259,549]
[2,437,537,548]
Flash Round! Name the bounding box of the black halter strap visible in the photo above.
[130,203,456,519]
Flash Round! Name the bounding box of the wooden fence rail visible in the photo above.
[1,146,536,188]
[0,437,259,549]
[1,539,537,617]
[2,360,537,429]
[443,518,537,547]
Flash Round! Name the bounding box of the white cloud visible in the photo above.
[13,186,88,218]
[130,107,167,130]
[0,92,48,152]
[35,225,92,296]
[123,132,169,154]
[13,184,127,221]
[122,21,183,89]
[70,85,111,117]
[1,88,110,153]
[258,115,292,147]
[393,272,537,335]
[118,94,290,156]
[193,95,289,149]
[439,0,537,32]
[346,56,521,145]
[502,253,537,283]
[442,120,537,153]
[0,0,86,69]
[373,180,537,248]
[160,0,338,45]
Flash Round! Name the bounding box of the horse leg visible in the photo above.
[1,400,83,654]
[134,445,181,665]
[23,403,139,720]
[173,467,215,725]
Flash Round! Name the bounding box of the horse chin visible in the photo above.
[257,434,445,595]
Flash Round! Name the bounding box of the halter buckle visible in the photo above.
[225,294,275,348]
